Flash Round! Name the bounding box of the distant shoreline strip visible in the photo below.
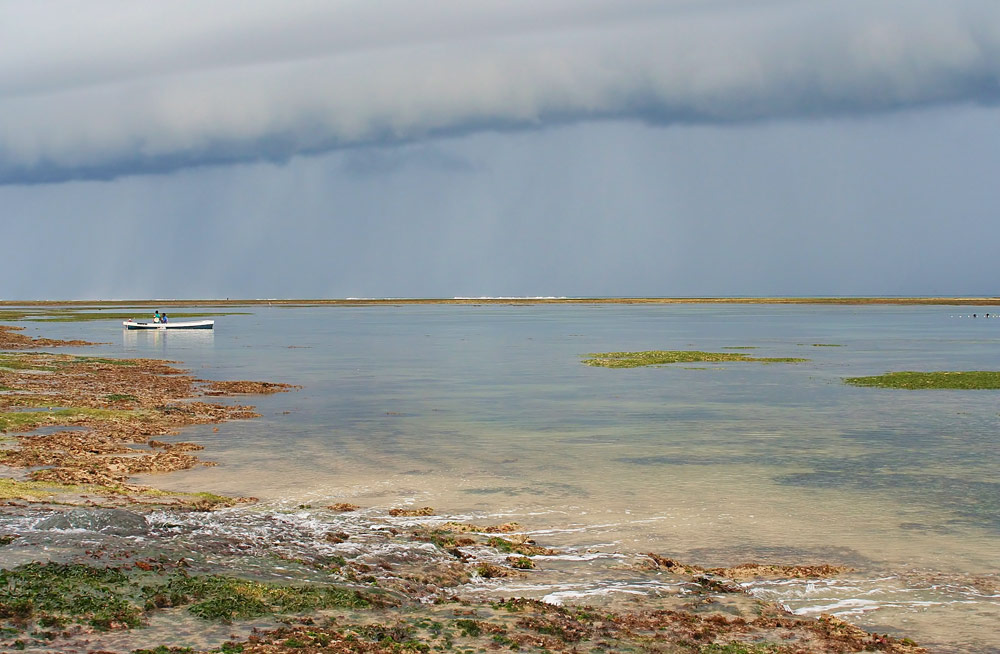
[3,297,1000,307]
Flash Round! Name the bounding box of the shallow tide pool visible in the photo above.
[7,303,1000,652]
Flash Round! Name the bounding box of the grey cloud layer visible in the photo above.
[2,0,999,184]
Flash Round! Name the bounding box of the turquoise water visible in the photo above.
[12,303,1000,651]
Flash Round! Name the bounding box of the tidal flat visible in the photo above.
[2,302,999,652]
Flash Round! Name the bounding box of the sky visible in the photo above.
[2,0,1000,300]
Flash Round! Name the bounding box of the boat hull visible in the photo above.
[123,320,214,330]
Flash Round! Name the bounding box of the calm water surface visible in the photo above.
[12,304,1000,651]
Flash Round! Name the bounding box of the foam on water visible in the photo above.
[540,581,687,606]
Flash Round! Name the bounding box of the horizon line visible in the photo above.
[4,296,1000,307]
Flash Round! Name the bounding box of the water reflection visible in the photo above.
[122,327,214,353]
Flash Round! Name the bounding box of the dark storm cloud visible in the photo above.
[2,0,1000,185]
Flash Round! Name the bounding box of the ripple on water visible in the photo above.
[745,573,1000,653]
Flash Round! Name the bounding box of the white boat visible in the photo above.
[123,319,214,330]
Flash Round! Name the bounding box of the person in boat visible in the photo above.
[153,310,161,323]
[161,313,168,324]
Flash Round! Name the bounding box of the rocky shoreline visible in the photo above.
[1,325,293,507]
[0,324,929,653]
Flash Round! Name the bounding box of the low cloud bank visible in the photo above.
[2,0,999,184]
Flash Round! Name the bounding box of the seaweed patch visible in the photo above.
[583,350,807,368]
[844,371,1000,389]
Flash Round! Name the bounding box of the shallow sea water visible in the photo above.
[7,303,1000,652]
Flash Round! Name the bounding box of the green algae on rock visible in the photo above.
[0,407,142,433]
[0,523,929,654]
[486,536,554,556]
[0,562,375,639]
[0,562,144,631]
[844,371,1000,389]
[192,594,927,654]
[0,478,81,502]
[0,478,246,509]
[440,520,520,534]
[148,571,373,622]
[582,350,808,368]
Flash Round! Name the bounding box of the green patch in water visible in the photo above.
[0,563,376,640]
[0,355,57,372]
[0,562,144,631]
[844,371,1000,389]
[352,622,417,645]
[582,351,808,368]
[105,487,244,510]
[0,406,143,432]
[0,478,83,501]
[0,353,137,371]
[454,619,481,638]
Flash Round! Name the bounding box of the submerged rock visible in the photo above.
[34,508,149,535]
